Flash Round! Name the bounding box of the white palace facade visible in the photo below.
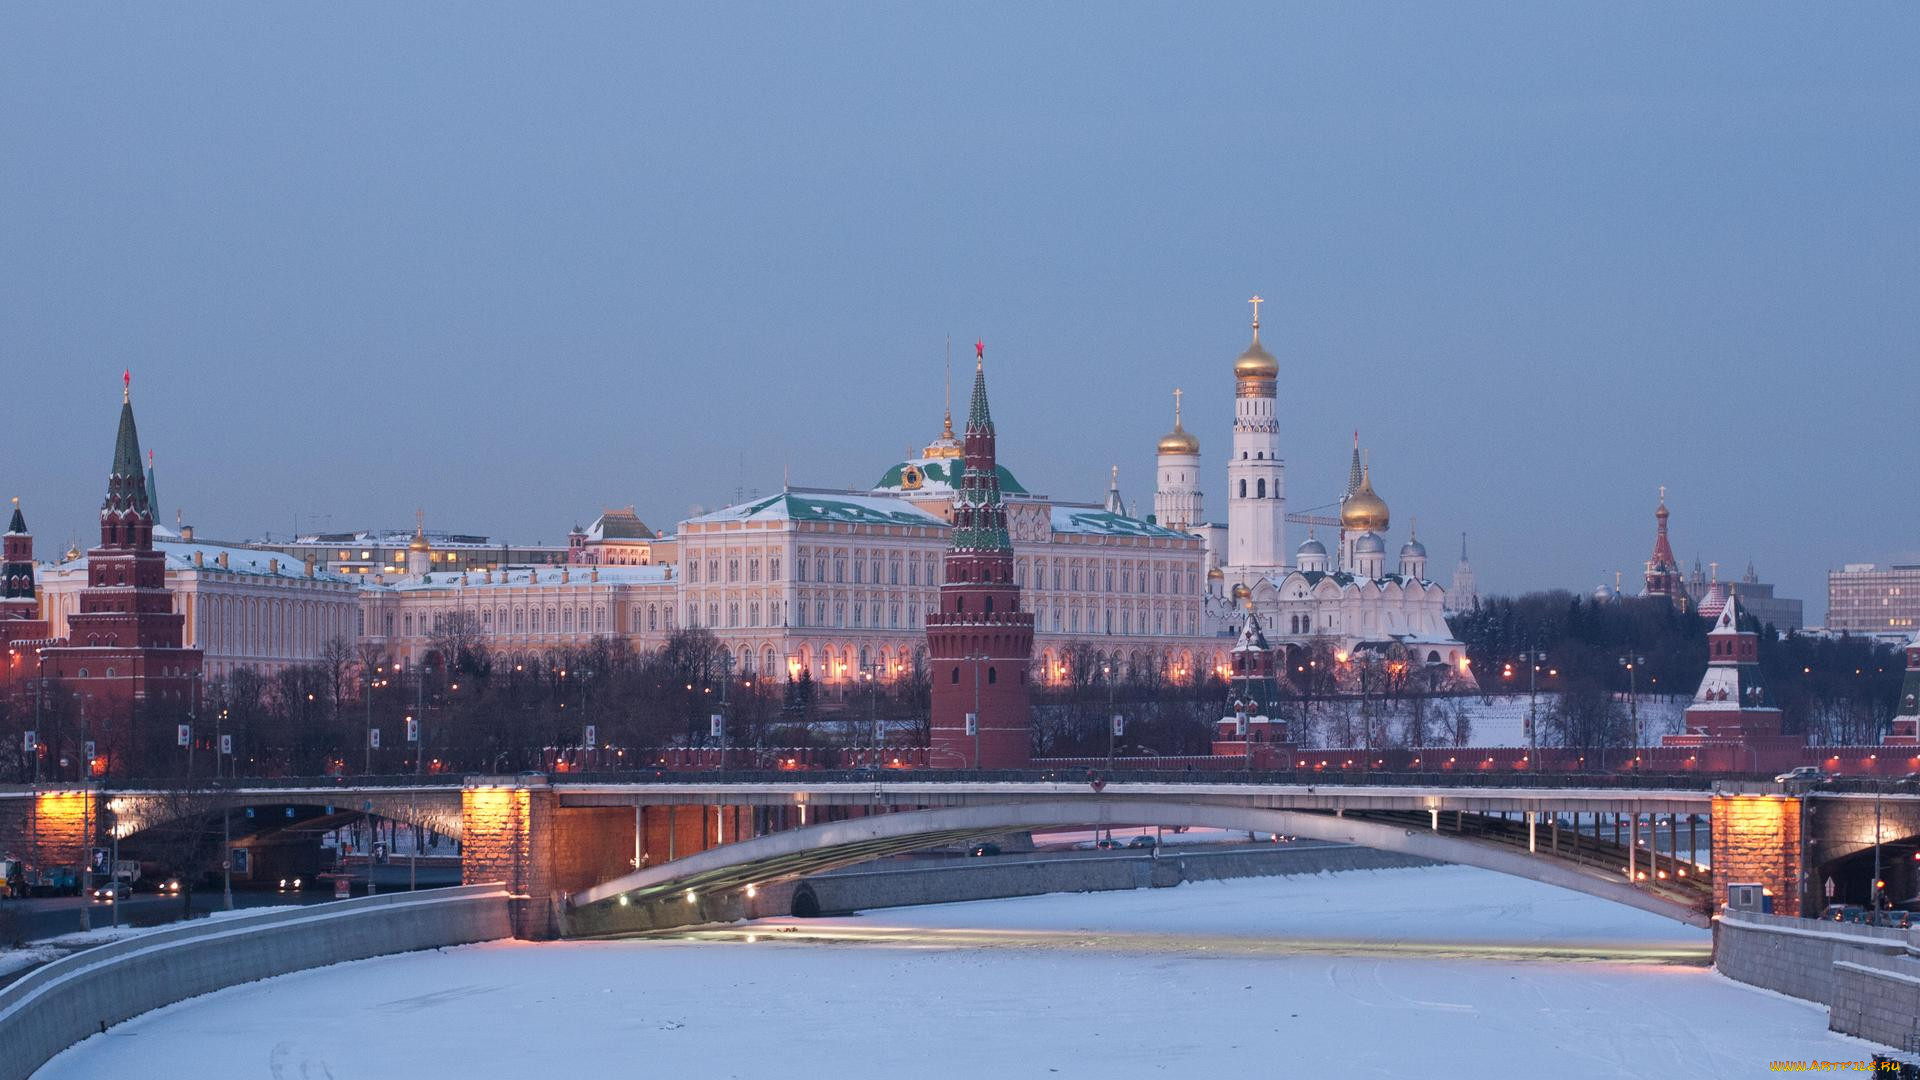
[339,399,1229,692]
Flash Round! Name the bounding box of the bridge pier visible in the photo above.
[458,779,771,938]
[0,787,98,879]
[1710,794,1802,916]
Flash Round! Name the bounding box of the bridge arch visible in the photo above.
[571,798,1710,927]
[107,790,464,844]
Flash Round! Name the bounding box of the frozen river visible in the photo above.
[37,866,1871,1079]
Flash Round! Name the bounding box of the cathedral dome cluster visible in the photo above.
[1144,294,1474,680]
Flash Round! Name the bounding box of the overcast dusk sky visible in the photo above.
[2,4,1915,620]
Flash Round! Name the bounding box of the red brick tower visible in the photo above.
[1663,595,1802,771]
[926,345,1033,768]
[2,498,41,624]
[2,498,52,694]
[38,374,202,775]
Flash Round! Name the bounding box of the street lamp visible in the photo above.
[1101,663,1118,771]
[963,654,988,769]
[1618,654,1646,763]
[860,667,880,754]
[1521,648,1548,770]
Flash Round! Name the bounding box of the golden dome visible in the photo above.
[1207,565,1225,581]
[1341,466,1390,534]
[1234,329,1278,381]
[1157,424,1200,455]
[1231,582,1251,600]
[1157,388,1199,455]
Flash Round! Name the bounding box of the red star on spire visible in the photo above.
[975,339,984,360]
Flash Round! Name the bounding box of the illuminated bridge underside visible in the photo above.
[572,799,1713,927]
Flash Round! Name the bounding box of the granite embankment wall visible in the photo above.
[1717,911,1920,1054]
[0,883,513,1080]
[567,842,1437,935]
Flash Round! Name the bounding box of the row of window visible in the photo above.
[392,604,611,638]
[686,555,783,584]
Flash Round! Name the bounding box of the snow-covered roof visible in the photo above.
[1048,505,1191,540]
[687,490,946,529]
[282,529,501,549]
[49,540,356,584]
[372,564,672,592]
[584,508,654,541]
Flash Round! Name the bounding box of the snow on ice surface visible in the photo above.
[37,868,1863,1080]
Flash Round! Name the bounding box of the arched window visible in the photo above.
[1256,478,1266,499]
[1239,479,1247,498]
[987,666,998,684]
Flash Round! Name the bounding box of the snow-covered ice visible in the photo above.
[36,867,1869,1079]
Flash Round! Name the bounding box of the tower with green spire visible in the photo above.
[37,373,202,776]
[926,344,1033,768]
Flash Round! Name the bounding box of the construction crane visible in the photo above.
[1285,499,1344,533]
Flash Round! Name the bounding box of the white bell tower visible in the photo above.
[1225,296,1287,585]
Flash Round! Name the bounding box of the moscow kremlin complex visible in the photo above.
[3,304,1916,778]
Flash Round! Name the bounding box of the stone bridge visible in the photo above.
[5,773,1915,939]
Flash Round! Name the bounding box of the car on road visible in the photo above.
[1819,905,1866,923]
[277,877,305,893]
[1774,766,1823,784]
[1093,838,1126,851]
[1126,835,1158,849]
[90,881,132,903]
[1866,910,1912,930]
[967,843,1001,858]
[156,878,183,896]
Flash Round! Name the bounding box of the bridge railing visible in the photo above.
[545,767,1728,791]
[8,767,1751,794]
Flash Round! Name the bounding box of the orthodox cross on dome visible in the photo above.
[1248,294,1263,330]
[1173,387,1183,426]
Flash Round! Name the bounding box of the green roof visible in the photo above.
[688,491,946,528]
[873,458,1027,495]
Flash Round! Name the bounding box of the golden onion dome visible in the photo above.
[1341,468,1390,534]
[1231,582,1251,600]
[1157,423,1200,456]
[1234,330,1279,381]
[1207,564,1225,581]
